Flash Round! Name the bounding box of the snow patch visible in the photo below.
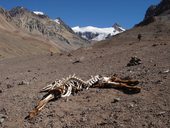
[54,19,60,24]
[92,33,110,41]
[72,26,125,41]
[33,11,44,15]
[72,26,115,34]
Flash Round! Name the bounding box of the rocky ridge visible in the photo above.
[136,0,170,26]
[0,6,88,56]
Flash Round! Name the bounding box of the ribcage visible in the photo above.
[41,74,88,97]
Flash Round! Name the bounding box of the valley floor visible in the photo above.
[0,27,170,128]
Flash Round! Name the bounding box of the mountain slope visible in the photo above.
[72,23,125,41]
[0,8,59,59]
[8,6,88,51]
[136,0,170,26]
[0,7,88,59]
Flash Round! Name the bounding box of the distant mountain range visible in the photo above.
[0,6,126,60]
[72,23,125,41]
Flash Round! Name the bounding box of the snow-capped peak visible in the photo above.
[54,19,60,24]
[72,25,125,41]
[33,11,44,15]
[72,26,115,34]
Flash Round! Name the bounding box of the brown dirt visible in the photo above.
[0,19,170,128]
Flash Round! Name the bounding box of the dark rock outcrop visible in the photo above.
[77,32,99,40]
[112,23,124,32]
[136,0,170,26]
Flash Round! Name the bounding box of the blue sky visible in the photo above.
[0,0,160,29]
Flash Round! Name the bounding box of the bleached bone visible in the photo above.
[27,94,54,119]
[41,81,58,92]
[27,74,141,119]
[86,75,101,87]
[61,85,72,97]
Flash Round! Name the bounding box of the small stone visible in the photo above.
[6,84,13,88]
[0,114,8,124]
[0,108,7,115]
[72,60,81,64]
[59,53,63,56]
[80,117,87,122]
[163,76,167,79]
[0,118,4,124]
[0,90,2,93]
[163,69,169,73]
[85,96,90,99]
[18,81,29,85]
[50,52,53,56]
[112,98,120,103]
[127,56,141,67]
[65,98,69,102]
[157,111,166,116]
[47,113,54,117]
[32,77,37,80]
[152,44,158,47]
[155,80,162,84]
[67,53,72,57]
[129,103,134,108]
[96,89,101,93]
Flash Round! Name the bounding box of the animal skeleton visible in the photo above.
[26,74,141,119]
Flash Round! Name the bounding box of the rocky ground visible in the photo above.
[0,18,170,128]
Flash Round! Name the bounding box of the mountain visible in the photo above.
[0,6,88,59]
[9,6,89,50]
[0,7,59,58]
[72,23,125,41]
[136,0,170,26]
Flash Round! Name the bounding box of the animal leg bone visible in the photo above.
[27,94,54,119]
[110,76,139,85]
[106,81,141,93]
[92,76,141,93]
